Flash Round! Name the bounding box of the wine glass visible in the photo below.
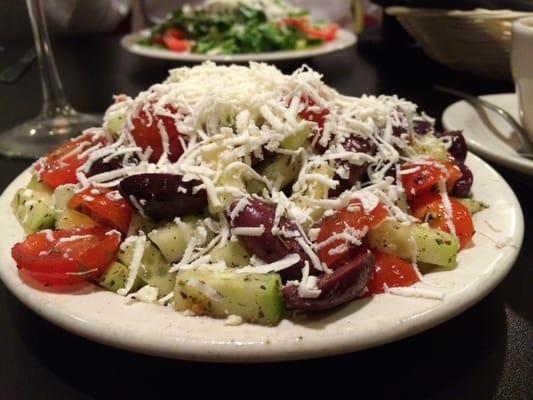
[0,0,101,159]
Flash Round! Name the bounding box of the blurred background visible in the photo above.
[3,0,533,80]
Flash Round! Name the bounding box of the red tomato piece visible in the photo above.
[68,187,132,234]
[316,199,388,268]
[162,36,191,52]
[35,133,108,189]
[282,18,338,42]
[298,97,329,151]
[410,193,474,249]
[11,227,121,285]
[401,161,462,200]
[366,250,419,294]
[131,102,187,163]
[299,97,329,131]
[301,23,339,41]
[164,28,185,39]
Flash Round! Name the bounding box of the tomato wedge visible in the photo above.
[410,193,474,249]
[68,187,132,234]
[131,102,187,163]
[35,133,108,189]
[401,161,462,200]
[366,250,419,294]
[282,18,338,41]
[11,227,121,285]
[316,199,388,267]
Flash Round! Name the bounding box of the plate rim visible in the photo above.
[120,28,357,62]
[442,92,533,175]
[0,153,524,362]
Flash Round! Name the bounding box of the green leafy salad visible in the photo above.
[139,0,339,55]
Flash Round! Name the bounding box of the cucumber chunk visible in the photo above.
[368,220,459,269]
[174,270,284,325]
[98,261,142,293]
[118,241,176,295]
[209,240,250,268]
[257,154,303,190]
[148,216,200,262]
[56,208,99,230]
[53,184,77,215]
[104,113,125,139]
[412,134,448,162]
[27,175,53,193]
[11,188,55,233]
[280,126,310,150]
[457,198,488,215]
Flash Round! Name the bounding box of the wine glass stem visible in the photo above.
[26,0,71,118]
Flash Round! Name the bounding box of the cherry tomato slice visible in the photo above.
[366,250,419,294]
[11,227,121,285]
[162,36,191,52]
[317,199,388,268]
[282,18,338,42]
[410,193,474,249]
[68,187,132,234]
[131,102,187,163]
[35,133,108,189]
[401,161,462,200]
[164,28,185,39]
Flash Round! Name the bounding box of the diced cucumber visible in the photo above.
[211,169,246,214]
[368,220,459,269]
[53,184,77,215]
[98,261,142,293]
[148,216,200,262]
[457,198,488,215]
[27,175,52,193]
[104,114,125,139]
[56,208,99,230]
[174,270,284,325]
[209,240,250,268]
[412,134,448,162]
[280,126,310,150]
[118,241,176,295]
[11,188,55,233]
[258,154,303,190]
[293,162,334,225]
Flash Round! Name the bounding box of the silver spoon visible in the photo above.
[434,85,533,159]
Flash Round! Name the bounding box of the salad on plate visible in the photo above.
[10,62,486,326]
[139,0,339,55]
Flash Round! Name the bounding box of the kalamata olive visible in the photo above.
[118,173,206,221]
[282,250,374,311]
[436,130,467,162]
[87,156,134,177]
[412,119,433,137]
[451,162,473,198]
[229,198,318,281]
[329,136,376,197]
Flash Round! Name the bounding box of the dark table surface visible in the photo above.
[0,33,531,400]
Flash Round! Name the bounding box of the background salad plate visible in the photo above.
[120,28,357,62]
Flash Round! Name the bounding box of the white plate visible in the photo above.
[0,154,523,362]
[120,29,357,62]
[442,93,533,175]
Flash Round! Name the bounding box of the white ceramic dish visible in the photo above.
[0,153,523,362]
[120,28,357,62]
[442,93,533,175]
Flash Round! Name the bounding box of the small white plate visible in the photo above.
[0,154,523,362]
[120,29,357,62]
[442,93,533,175]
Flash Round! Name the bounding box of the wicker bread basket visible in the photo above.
[386,7,533,79]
